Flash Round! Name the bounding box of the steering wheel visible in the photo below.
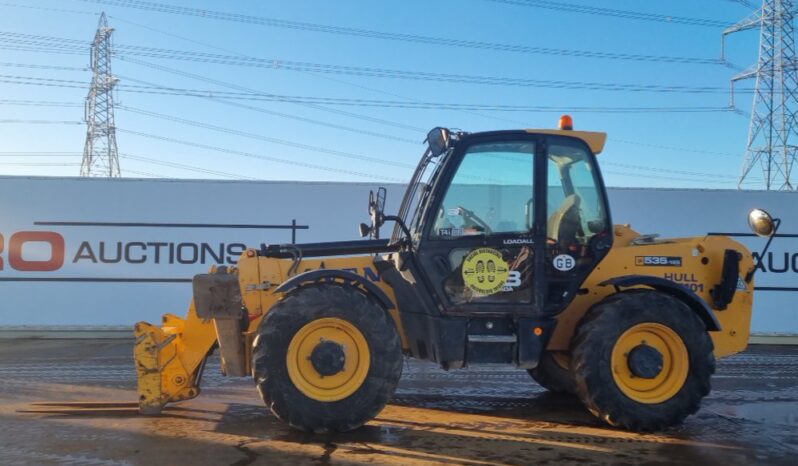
[456,206,493,235]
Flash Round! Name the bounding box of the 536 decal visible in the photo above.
[635,256,682,267]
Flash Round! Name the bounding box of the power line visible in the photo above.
[2,24,730,126]
[0,152,82,156]
[0,99,82,107]
[106,16,706,131]
[115,12,501,129]
[108,14,460,126]
[0,22,422,130]
[0,1,97,16]
[0,34,741,94]
[0,73,87,89]
[482,0,733,27]
[109,14,511,128]
[111,51,734,93]
[0,73,737,113]
[117,58,425,136]
[74,0,724,64]
[119,153,259,179]
[105,14,751,154]
[113,83,736,112]
[0,119,82,124]
[601,170,737,185]
[117,105,415,169]
[0,162,81,166]
[721,0,758,9]
[610,139,743,159]
[0,102,742,181]
[601,161,738,179]
[119,125,735,186]
[117,128,408,182]
[0,65,426,134]
[110,105,748,180]
[0,62,87,72]
[124,168,163,177]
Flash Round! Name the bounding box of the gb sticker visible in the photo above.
[553,254,575,272]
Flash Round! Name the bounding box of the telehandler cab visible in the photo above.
[133,117,778,432]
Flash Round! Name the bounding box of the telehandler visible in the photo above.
[133,117,779,432]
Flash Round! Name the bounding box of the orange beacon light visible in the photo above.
[559,114,573,130]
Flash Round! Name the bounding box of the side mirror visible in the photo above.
[745,208,781,282]
[426,127,450,157]
[362,187,388,239]
[748,208,776,237]
[358,222,371,238]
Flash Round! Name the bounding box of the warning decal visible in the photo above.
[462,248,510,296]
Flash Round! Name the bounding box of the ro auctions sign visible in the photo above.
[0,221,306,280]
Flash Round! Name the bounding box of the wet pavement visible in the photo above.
[0,339,796,466]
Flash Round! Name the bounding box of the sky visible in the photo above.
[0,0,768,188]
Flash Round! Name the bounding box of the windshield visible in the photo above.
[391,149,445,244]
[431,141,535,238]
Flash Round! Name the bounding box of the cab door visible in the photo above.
[415,136,543,315]
[543,136,613,313]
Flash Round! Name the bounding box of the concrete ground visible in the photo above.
[0,340,796,466]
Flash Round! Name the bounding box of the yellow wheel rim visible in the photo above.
[611,323,689,404]
[286,317,370,402]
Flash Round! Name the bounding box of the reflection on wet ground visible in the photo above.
[0,340,796,465]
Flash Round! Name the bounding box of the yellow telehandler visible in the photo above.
[132,117,779,432]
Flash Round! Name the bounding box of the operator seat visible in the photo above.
[547,194,581,251]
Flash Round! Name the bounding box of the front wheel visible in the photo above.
[571,290,715,431]
[527,351,576,394]
[253,283,403,433]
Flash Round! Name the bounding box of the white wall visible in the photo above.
[0,176,795,334]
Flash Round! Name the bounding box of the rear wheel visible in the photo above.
[571,290,715,431]
[253,283,402,433]
[527,351,576,394]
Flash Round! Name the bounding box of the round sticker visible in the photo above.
[462,248,510,296]
[553,254,576,271]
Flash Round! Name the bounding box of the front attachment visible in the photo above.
[135,322,171,414]
[134,316,200,415]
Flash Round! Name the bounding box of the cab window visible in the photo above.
[431,141,535,238]
[547,139,609,253]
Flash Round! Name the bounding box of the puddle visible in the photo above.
[719,401,798,426]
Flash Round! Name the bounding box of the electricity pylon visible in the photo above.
[724,0,798,190]
[80,12,120,177]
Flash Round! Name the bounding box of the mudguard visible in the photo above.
[600,275,721,331]
[274,269,395,310]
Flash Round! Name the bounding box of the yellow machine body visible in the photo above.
[135,223,755,413]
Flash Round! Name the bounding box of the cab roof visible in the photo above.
[525,129,607,155]
[457,129,607,155]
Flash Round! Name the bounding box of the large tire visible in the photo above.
[571,290,715,431]
[527,352,576,394]
[252,283,403,433]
